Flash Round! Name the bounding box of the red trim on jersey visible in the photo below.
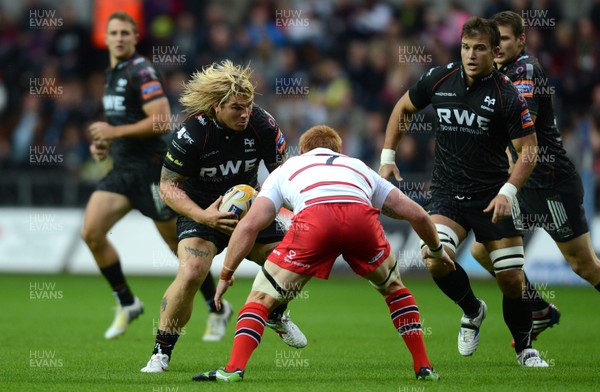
[301,181,369,198]
[305,195,367,205]
[492,76,505,112]
[288,163,373,188]
[431,67,460,93]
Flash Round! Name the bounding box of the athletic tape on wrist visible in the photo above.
[427,243,444,258]
[498,182,517,200]
[380,149,396,165]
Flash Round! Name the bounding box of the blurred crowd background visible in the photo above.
[0,0,599,213]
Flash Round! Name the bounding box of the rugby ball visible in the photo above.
[218,184,257,219]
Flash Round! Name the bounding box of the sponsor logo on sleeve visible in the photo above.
[276,129,286,154]
[514,79,534,98]
[521,109,534,128]
[176,127,195,144]
[166,151,183,167]
[141,80,164,100]
[196,114,207,125]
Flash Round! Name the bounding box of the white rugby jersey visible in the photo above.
[258,147,395,214]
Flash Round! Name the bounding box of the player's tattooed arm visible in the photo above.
[381,204,404,220]
[160,166,186,189]
[159,166,205,222]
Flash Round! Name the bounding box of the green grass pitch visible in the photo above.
[2,273,598,391]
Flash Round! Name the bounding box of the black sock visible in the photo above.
[100,261,134,306]
[491,269,549,313]
[595,282,600,292]
[199,272,220,313]
[153,330,179,358]
[433,263,480,316]
[523,274,550,312]
[269,303,288,322]
[503,295,532,353]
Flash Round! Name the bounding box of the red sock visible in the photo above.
[225,302,268,372]
[386,288,431,373]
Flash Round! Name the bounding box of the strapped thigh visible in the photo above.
[490,246,524,273]
[251,265,289,302]
[419,223,460,254]
[369,257,400,289]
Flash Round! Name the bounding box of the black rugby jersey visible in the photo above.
[409,62,535,195]
[103,53,167,169]
[499,51,578,189]
[163,105,287,208]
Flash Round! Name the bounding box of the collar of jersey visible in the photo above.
[498,50,528,74]
[302,147,342,156]
[114,52,139,70]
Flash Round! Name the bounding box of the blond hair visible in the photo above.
[179,60,255,117]
[107,11,138,35]
[299,125,342,153]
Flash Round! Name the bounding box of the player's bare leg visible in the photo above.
[154,219,232,342]
[557,233,600,288]
[141,237,216,372]
[81,191,143,339]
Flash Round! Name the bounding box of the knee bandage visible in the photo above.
[419,224,459,254]
[490,246,524,273]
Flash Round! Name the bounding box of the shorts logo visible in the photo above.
[368,249,385,264]
[179,228,198,238]
[284,250,296,264]
[546,196,573,239]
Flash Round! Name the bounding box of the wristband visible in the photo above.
[220,269,234,281]
[223,265,235,272]
[498,182,517,200]
[427,243,444,258]
[380,149,396,165]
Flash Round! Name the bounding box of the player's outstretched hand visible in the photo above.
[378,163,403,182]
[201,196,239,235]
[214,276,235,312]
[484,194,513,224]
